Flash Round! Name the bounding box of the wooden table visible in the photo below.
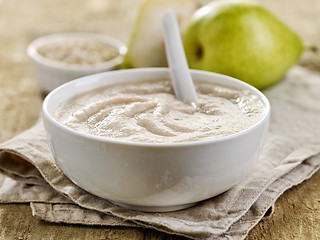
[0,0,319,239]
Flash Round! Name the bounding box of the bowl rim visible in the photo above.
[27,32,127,72]
[42,68,270,148]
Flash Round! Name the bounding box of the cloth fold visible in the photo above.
[0,66,320,240]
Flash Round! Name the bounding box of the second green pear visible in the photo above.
[182,0,303,89]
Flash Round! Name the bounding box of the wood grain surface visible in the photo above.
[0,0,319,239]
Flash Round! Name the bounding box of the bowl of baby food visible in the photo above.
[42,68,270,212]
[27,32,127,92]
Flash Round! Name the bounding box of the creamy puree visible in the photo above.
[54,79,264,143]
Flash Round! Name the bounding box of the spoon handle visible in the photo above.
[162,9,198,104]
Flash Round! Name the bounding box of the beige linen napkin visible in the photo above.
[0,66,320,239]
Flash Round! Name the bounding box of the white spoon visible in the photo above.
[162,9,198,104]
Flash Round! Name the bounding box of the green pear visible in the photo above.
[122,0,197,68]
[182,0,303,89]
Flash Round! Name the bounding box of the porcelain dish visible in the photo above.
[42,68,270,212]
[28,32,127,92]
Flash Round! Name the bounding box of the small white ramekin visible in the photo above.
[27,32,127,92]
[42,68,270,212]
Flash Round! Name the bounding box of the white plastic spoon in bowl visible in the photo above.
[162,9,198,104]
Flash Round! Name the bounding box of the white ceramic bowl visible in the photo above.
[27,32,127,92]
[42,68,270,212]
